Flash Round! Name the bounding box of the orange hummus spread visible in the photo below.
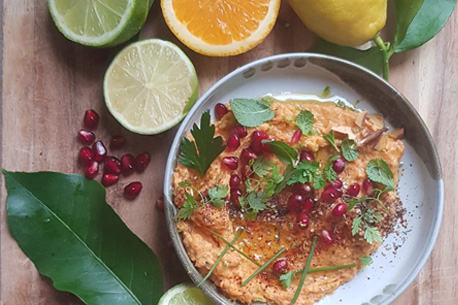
[172,99,404,305]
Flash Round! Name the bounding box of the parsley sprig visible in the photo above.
[179,111,226,176]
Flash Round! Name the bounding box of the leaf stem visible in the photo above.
[374,35,391,81]
[291,235,318,305]
[198,229,243,287]
[241,247,286,287]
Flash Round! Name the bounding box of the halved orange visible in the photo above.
[161,0,281,56]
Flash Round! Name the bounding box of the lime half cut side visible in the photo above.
[158,283,216,305]
[104,39,198,135]
[47,0,149,47]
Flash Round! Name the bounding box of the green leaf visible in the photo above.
[324,155,340,183]
[179,111,226,176]
[312,39,384,75]
[341,138,359,162]
[296,111,314,135]
[313,173,326,190]
[3,171,163,305]
[263,140,298,166]
[366,159,395,188]
[265,165,284,197]
[275,165,293,194]
[287,160,320,185]
[347,196,367,211]
[252,157,274,178]
[364,209,383,224]
[208,185,228,208]
[323,130,340,152]
[246,191,268,212]
[352,216,363,236]
[360,256,374,267]
[230,98,275,127]
[393,0,457,52]
[322,86,331,98]
[177,193,197,220]
[279,271,296,289]
[364,226,383,244]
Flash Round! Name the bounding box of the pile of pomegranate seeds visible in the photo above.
[77,109,149,199]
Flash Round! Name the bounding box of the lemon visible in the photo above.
[158,283,216,305]
[103,39,198,135]
[287,0,387,47]
[47,0,149,47]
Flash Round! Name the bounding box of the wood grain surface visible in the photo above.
[1,1,457,304]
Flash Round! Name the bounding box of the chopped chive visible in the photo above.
[291,235,318,305]
[241,247,286,287]
[198,229,243,287]
[302,263,357,274]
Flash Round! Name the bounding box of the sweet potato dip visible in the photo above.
[172,98,404,305]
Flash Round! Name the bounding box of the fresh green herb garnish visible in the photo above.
[323,155,339,183]
[198,229,243,287]
[274,165,293,194]
[208,185,229,208]
[287,160,321,185]
[241,247,285,287]
[322,86,331,98]
[323,130,340,152]
[279,271,296,289]
[239,191,268,220]
[295,110,314,135]
[179,111,226,176]
[176,193,197,220]
[366,159,395,188]
[360,256,373,267]
[265,165,284,197]
[351,208,383,244]
[341,138,359,161]
[262,140,298,166]
[312,173,326,190]
[291,235,318,305]
[230,98,275,127]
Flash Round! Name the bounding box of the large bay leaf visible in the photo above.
[3,170,163,305]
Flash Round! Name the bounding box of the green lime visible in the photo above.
[47,0,149,47]
[158,283,216,305]
[103,39,198,135]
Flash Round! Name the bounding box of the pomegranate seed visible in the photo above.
[297,213,309,229]
[84,161,99,179]
[121,154,135,176]
[241,149,257,163]
[102,174,119,187]
[232,125,247,138]
[226,134,240,152]
[262,141,273,154]
[222,156,239,170]
[287,194,305,213]
[320,185,343,203]
[104,157,121,175]
[215,103,228,120]
[347,183,360,197]
[299,150,315,162]
[110,135,126,149]
[230,189,242,206]
[79,147,94,166]
[124,181,143,199]
[272,259,288,274]
[293,183,314,198]
[83,109,100,129]
[290,130,302,144]
[321,229,334,245]
[241,164,252,181]
[156,196,165,212]
[229,174,241,190]
[332,203,348,216]
[251,130,268,155]
[135,152,151,172]
[300,198,314,213]
[77,130,95,145]
[363,178,374,196]
[332,157,346,173]
[92,141,107,162]
[332,179,343,189]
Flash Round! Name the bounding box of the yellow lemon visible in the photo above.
[287,0,387,47]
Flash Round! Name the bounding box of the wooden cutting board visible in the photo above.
[1,1,457,304]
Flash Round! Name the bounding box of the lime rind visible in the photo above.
[47,0,149,47]
[103,39,198,135]
[158,283,216,305]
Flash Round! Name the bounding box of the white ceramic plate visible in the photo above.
[164,53,443,305]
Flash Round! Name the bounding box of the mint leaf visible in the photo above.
[341,138,359,162]
[287,160,320,185]
[366,159,394,188]
[323,130,340,152]
[324,155,340,183]
[352,216,362,236]
[296,111,314,135]
[179,111,226,176]
[208,185,228,208]
[364,226,383,244]
[360,256,374,267]
[279,271,296,289]
[263,140,298,166]
[230,98,275,127]
[176,193,197,220]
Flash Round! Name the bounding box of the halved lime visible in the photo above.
[158,283,216,305]
[103,39,198,135]
[47,0,149,47]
